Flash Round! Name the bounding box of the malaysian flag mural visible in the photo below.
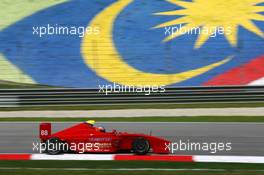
[0,0,264,87]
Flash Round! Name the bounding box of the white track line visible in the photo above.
[31,154,114,160]
[31,154,264,164]
[194,155,264,163]
[0,122,264,125]
[1,108,264,117]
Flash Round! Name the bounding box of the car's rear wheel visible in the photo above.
[132,137,150,155]
[45,137,64,155]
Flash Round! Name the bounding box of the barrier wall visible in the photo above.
[0,0,264,88]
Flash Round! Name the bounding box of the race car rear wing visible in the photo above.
[39,123,51,141]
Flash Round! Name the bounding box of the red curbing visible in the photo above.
[114,155,194,162]
[1,154,264,163]
[0,154,31,160]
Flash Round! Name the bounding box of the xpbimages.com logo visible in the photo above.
[165,140,232,154]
[98,83,166,95]
[164,25,232,38]
[32,24,100,37]
[32,141,106,154]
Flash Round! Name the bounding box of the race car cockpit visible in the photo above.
[85,120,106,132]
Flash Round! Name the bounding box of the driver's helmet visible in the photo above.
[86,120,95,126]
[97,126,106,132]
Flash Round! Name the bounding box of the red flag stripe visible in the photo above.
[204,55,264,86]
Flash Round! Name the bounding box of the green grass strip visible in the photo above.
[0,161,264,175]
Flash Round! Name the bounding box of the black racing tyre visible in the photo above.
[45,137,65,155]
[132,137,150,155]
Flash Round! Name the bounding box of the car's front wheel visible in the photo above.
[45,137,64,155]
[132,137,150,155]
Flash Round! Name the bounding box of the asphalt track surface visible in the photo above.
[0,122,263,156]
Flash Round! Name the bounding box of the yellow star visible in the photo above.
[153,0,264,48]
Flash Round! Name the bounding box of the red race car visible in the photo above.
[39,120,171,155]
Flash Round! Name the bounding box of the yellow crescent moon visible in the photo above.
[81,0,231,86]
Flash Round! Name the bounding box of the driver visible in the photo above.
[97,126,106,132]
[86,120,106,132]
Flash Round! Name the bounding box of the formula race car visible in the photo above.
[39,120,171,155]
